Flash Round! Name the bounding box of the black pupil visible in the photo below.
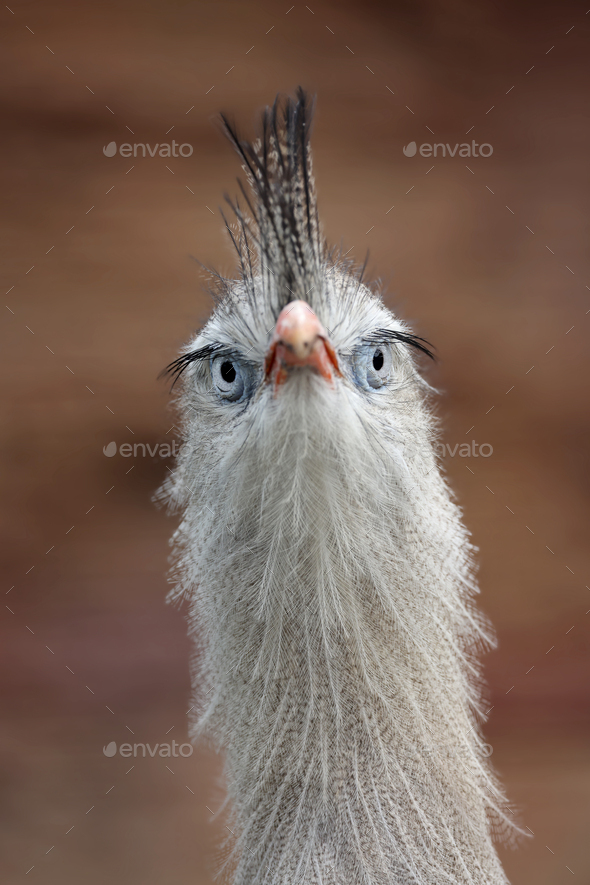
[372,349,384,372]
[220,360,236,383]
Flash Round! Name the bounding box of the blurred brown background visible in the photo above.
[1,0,589,882]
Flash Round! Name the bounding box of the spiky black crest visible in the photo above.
[220,87,323,311]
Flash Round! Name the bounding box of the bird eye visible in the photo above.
[372,349,384,372]
[210,355,245,401]
[353,344,393,390]
[220,361,236,383]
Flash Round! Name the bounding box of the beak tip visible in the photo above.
[265,300,339,388]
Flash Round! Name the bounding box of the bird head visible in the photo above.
[164,89,434,496]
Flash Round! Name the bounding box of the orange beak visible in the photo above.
[264,300,341,391]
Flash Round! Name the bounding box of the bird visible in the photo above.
[159,88,518,885]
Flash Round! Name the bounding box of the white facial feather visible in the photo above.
[160,91,519,885]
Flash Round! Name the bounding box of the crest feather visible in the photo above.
[220,88,323,309]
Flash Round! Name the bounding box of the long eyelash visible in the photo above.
[363,329,436,361]
[159,343,225,388]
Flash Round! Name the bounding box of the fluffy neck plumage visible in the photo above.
[168,372,513,884]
